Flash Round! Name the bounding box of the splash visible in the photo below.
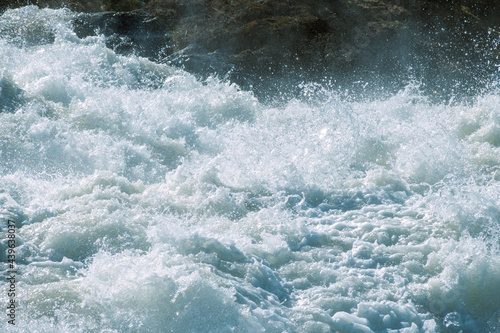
[1,6,500,333]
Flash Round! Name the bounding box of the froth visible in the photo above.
[1,6,500,333]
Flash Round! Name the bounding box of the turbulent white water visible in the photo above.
[1,6,500,333]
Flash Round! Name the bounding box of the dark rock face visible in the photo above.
[72,11,174,60]
[1,0,499,98]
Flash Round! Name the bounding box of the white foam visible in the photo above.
[1,6,500,333]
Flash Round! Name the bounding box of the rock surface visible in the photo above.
[1,0,499,98]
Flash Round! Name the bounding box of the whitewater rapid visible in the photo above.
[1,6,500,332]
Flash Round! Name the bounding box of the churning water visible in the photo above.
[1,6,500,332]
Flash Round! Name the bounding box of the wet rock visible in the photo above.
[72,11,173,60]
[0,0,142,12]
